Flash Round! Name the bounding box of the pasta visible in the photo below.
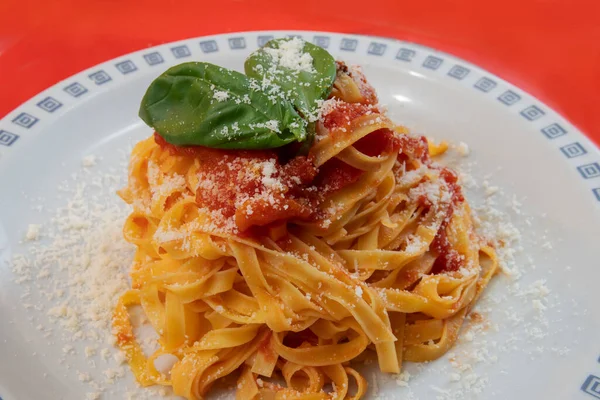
[114,59,498,400]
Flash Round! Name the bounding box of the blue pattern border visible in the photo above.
[0,31,599,400]
[0,130,19,147]
[582,374,600,398]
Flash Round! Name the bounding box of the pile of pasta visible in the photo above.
[115,64,498,400]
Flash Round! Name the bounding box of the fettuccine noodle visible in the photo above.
[114,61,498,400]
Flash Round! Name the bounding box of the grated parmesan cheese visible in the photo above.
[24,224,41,241]
[212,91,229,102]
[455,142,470,157]
[9,154,137,398]
[82,155,97,167]
[263,37,315,73]
[86,392,101,400]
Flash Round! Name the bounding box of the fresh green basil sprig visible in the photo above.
[139,38,336,149]
[138,62,306,149]
[244,39,337,119]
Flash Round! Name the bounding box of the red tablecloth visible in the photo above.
[1,0,598,144]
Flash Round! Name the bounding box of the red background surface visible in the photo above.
[0,0,598,144]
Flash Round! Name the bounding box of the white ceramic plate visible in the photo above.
[1,31,599,400]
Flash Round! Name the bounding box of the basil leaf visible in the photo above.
[139,62,307,149]
[244,38,336,119]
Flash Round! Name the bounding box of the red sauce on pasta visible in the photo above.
[313,158,363,194]
[354,128,401,156]
[155,133,365,231]
[430,168,466,274]
[321,102,373,130]
[397,134,430,164]
[155,117,433,235]
[257,331,277,363]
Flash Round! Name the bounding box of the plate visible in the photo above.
[0,31,599,400]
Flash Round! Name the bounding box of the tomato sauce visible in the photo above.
[313,158,363,194]
[429,168,466,274]
[257,331,276,363]
[236,196,312,232]
[397,134,430,164]
[321,102,373,130]
[430,227,464,274]
[156,133,363,232]
[336,60,378,104]
[154,111,427,233]
[116,330,134,345]
[353,128,401,157]
[154,132,274,163]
